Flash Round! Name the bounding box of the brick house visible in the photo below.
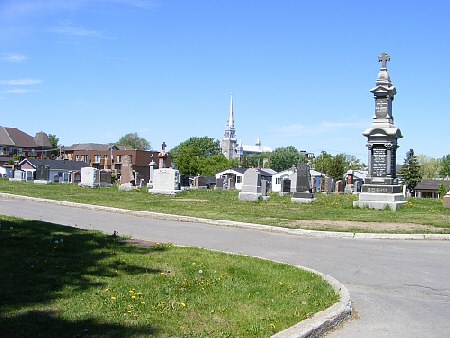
[61,143,171,183]
[0,127,52,164]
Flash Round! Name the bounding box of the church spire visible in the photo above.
[228,94,234,128]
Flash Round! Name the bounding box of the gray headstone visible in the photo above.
[35,165,50,181]
[216,177,224,190]
[121,155,133,184]
[282,179,291,193]
[290,164,311,193]
[80,167,99,187]
[150,168,181,195]
[241,168,261,194]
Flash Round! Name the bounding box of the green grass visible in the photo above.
[1,179,449,232]
[0,216,338,337]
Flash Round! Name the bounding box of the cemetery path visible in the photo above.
[1,196,449,338]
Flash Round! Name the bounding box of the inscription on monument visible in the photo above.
[372,147,387,177]
[375,98,388,118]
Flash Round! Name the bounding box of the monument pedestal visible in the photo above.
[353,189,406,211]
[238,191,262,201]
[291,192,315,203]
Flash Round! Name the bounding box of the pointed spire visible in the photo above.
[228,94,234,128]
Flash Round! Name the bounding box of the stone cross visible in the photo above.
[161,142,166,152]
[378,52,390,68]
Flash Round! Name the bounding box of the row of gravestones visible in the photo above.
[238,165,316,203]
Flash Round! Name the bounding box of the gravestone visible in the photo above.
[322,176,333,193]
[289,165,315,203]
[280,178,291,196]
[353,53,406,210]
[35,165,50,181]
[148,155,157,187]
[80,167,99,188]
[228,178,235,190]
[120,155,133,185]
[238,168,268,201]
[99,170,111,187]
[73,171,81,184]
[344,169,355,194]
[180,174,191,190]
[193,176,207,189]
[444,192,450,208]
[149,168,181,195]
[216,177,224,190]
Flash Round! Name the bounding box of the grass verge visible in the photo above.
[1,179,449,233]
[0,216,338,337]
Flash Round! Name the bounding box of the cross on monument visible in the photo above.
[161,142,166,152]
[378,52,390,68]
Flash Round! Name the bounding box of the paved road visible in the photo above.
[1,197,449,337]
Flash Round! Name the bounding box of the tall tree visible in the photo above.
[268,146,306,172]
[400,149,422,194]
[48,134,60,158]
[417,154,443,179]
[328,153,347,180]
[440,154,450,178]
[170,137,224,175]
[313,151,333,174]
[116,132,151,150]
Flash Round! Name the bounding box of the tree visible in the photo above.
[116,132,151,150]
[48,134,60,158]
[417,154,443,179]
[328,153,347,180]
[268,146,306,172]
[313,151,333,174]
[198,155,239,176]
[170,137,224,175]
[437,182,449,199]
[440,154,450,178]
[400,149,422,194]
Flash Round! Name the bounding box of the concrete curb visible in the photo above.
[1,192,450,241]
[272,268,352,338]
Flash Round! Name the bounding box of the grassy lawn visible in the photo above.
[0,216,338,337]
[1,179,449,232]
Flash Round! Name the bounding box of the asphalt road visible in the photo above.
[1,196,449,337]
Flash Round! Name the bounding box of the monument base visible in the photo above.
[149,188,181,195]
[238,192,262,202]
[33,180,50,184]
[291,191,315,203]
[353,188,406,211]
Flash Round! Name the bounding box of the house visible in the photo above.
[215,167,276,190]
[61,143,171,183]
[414,179,450,198]
[18,158,88,183]
[0,127,52,164]
[272,167,325,193]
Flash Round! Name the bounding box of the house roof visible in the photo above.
[63,143,118,151]
[415,179,450,191]
[2,127,36,147]
[19,158,89,171]
[0,127,14,146]
[34,131,52,148]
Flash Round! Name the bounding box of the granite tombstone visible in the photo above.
[289,164,315,203]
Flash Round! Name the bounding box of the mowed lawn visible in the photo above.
[0,216,338,337]
[1,179,449,232]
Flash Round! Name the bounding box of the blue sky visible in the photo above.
[1,0,449,163]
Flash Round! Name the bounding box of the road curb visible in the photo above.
[1,192,449,240]
[272,268,352,338]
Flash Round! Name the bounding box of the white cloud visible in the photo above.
[5,88,38,94]
[276,120,368,136]
[0,53,28,62]
[0,78,42,85]
[53,22,103,38]
[106,0,159,10]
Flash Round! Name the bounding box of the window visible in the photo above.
[95,155,102,163]
[116,155,122,163]
[276,178,281,184]
[75,155,80,161]
[236,176,242,183]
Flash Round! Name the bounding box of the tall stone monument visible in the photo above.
[354,53,407,211]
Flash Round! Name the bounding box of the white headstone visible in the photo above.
[149,168,181,195]
[80,167,98,188]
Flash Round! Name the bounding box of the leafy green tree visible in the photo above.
[440,154,450,178]
[437,182,449,199]
[400,149,422,194]
[328,153,347,180]
[116,132,151,150]
[268,146,306,172]
[170,137,222,175]
[48,134,60,158]
[198,155,239,176]
[313,151,333,174]
[417,154,443,179]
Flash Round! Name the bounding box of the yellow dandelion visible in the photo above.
[105,288,109,292]
[131,295,136,299]
[180,302,187,307]
[111,296,117,300]
[141,301,145,305]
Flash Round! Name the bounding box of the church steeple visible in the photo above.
[221,94,237,160]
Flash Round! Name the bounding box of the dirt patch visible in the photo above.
[289,220,449,233]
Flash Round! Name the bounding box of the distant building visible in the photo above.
[61,143,171,183]
[0,127,52,164]
[220,95,272,161]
